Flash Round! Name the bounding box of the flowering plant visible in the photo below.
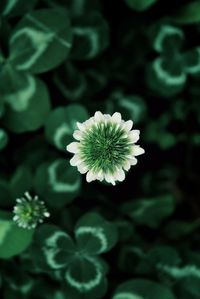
[0,0,200,299]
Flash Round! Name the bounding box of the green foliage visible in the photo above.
[45,104,89,151]
[54,62,88,101]
[125,0,158,11]
[146,23,200,97]
[122,194,176,228]
[0,0,200,298]
[0,165,33,208]
[32,212,117,297]
[70,12,109,60]
[112,279,176,299]
[34,159,81,207]
[107,91,147,124]
[2,75,51,132]
[0,0,38,17]
[0,211,34,259]
[174,1,200,24]
[9,8,72,73]
[0,128,8,150]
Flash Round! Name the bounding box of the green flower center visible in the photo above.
[16,200,47,227]
[80,122,132,173]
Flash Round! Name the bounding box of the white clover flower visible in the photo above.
[66,112,145,185]
[13,192,50,229]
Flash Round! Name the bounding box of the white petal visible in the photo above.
[77,163,88,174]
[73,130,83,141]
[82,118,96,131]
[77,122,86,131]
[129,130,140,143]
[86,171,96,183]
[85,117,94,127]
[66,142,80,153]
[94,111,104,122]
[115,169,125,182]
[70,155,82,166]
[105,173,116,185]
[123,160,131,171]
[104,114,112,122]
[111,112,122,123]
[130,157,138,165]
[124,120,133,131]
[96,170,104,181]
[133,145,145,156]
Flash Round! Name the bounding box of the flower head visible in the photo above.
[13,192,50,229]
[66,112,145,185]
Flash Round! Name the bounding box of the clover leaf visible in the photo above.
[34,159,82,207]
[1,71,51,133]
[174,1,200,25]
[0,128,8,151]
[112,279,176,299]
[45,104,89,151]
[146,23,200,97]
[107,91,147,124]
[0,166,32,208]
[122,194,176,228]
[75,212,118,255]
[0,210,34,259]
[32,213,117,298]
[125,0,158,11]
[0,0,38,17]
[70,12,109,60]
[54,62,88,101]
[8,8,72,74]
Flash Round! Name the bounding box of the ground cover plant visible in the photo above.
[1,0,200,298]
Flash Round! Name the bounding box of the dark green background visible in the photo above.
[0,0,200,298]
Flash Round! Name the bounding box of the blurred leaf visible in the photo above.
[1,71,51,133]
[54,62,87,101]
[164,219,200,240]
[140,246,181,276]
[146,58,186,97]
[107,92,147,124]
[75,212,118,254]
[45,104,89,151]
[4,261,33,295]
[118,245,145,274]
[144,115,178,149]
[115,220,135,242]
[64,257,107,298]
[70,12,109,59]
[0,128,8,150]
[0,0,38,17]
[122,194,176,228]
[174,1,200,24]
[125,0,158,11]
[147,245,181,268]
[32,213,112,298]
[34,224,75,269]
[150,24,184,53]
[0,210,34,259]
[112,279,176,299]
[0,64,38,110]
[0,180,12,207]
[10,165,32,199]
[183,47,200,75]
[146,23,188,97]
[176,276,200,299]
[34,159,81,207]
[64,0,101,17]
[0,102,5,119]
[9,8,72,73]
